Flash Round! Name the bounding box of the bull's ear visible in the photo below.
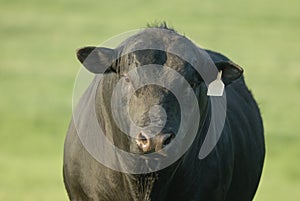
[215,61,243,85]
[76,46,116,74]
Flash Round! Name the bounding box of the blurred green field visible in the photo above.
[0,0,299,200]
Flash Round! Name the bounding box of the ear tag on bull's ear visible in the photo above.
[207,71,224,96]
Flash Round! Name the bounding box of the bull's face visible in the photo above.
[76,29,243,154]
[116,49,205,154]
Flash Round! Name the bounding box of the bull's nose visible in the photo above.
[161,133,175,146]
[136,132,175,153]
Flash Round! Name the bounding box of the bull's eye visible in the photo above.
[191,83,198,88]
[121,74,130,83]
[124,77,130,83]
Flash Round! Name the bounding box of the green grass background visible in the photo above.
[1,0,299,200]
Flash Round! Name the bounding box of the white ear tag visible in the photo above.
[207,71,224,96]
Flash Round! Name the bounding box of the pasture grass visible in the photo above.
[0,0,299,200]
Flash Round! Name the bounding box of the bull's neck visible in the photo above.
[177,92,210,170]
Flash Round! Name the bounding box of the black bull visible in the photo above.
[63,27,265,201]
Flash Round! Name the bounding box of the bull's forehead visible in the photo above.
[116,28,203,82]
[118,50,201,83]
[119,28,200,60]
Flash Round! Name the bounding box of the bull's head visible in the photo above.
[76,28,243,156]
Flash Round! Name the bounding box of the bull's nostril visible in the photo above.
[163,133,175,146]
[141,139,147,144]
[137,132,149,147]
[138,132,146,139]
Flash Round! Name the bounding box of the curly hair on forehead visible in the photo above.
[146,21,177,32]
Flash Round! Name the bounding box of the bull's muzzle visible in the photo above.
[135,131,175,153]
